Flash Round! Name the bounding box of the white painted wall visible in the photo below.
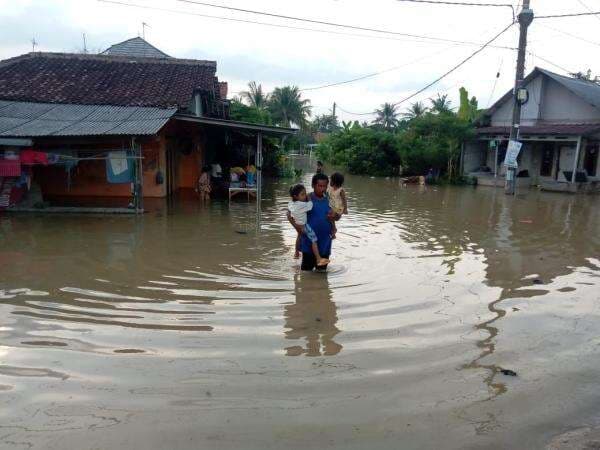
[491,75,543,126]
[541,79,600,123]
[490,73,600,126]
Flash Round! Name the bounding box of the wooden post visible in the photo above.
[256,132,263,214]
[571,136,583,183]
[494,144,498,178]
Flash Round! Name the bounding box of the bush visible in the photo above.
[316,126,401,176]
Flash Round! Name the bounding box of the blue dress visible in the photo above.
[300,193,332,257]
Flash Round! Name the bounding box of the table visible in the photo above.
[229,187,257,202]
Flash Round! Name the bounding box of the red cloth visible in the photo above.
[20,149,48,165]
[0,159,21,177]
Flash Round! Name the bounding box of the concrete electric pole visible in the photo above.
[505,0,534,195]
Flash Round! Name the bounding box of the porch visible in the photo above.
[463,124,600,193]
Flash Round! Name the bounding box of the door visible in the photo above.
[540,144,554,177]
[584,144,598,176]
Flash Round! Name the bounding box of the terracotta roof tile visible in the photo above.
[0,52,217,109]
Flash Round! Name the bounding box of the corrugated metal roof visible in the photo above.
[101,37,172,59]
[0,101,176,137]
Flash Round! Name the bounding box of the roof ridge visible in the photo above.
[102,36,172,59]
[1,51,216,68]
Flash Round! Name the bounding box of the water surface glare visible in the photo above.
[1,166,600,449]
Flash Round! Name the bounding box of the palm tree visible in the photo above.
[403,101,428,120]
[241,81,269,109]
[268,86,312,127]
[430,94,454,114]
[373,102,399,130]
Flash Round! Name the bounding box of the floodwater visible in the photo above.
[1,158,600,450]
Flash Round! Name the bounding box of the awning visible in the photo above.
[175,114,297,136]
[0,101,177,137]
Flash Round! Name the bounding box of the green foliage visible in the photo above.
[403,101,428,120]
[373,102,400,130]
[458,87,480,122]
[430,94,454,115]
[313,114,339,133]
[316,126,401,176]
[240,81,270,109]
[398,112,474,180]
[229,100,273,125]
[268,86,312,128]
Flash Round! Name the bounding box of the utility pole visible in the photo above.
[505,0,534,195]
[332,102,337,120]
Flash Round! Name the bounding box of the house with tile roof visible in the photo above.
[0,37,294,211]
[462,67,600,193]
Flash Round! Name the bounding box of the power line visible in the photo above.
[537,11,600,19]
[99,0,516,49]
[536,22,600,48]
[341,21,515,115]
[527,51,574,74]
[175,0,514,46]
[575,0,600,22]
[300,45,457,92]
[486,57,503,107]
[395,0,515,19]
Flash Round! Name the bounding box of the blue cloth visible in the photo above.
[300,193,332,256]
[106,151,134,184]
[303,223,318,243]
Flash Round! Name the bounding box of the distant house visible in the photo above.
[462,67,600,192]
[0,37,294,211]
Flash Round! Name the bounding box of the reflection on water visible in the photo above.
[284,274,341,357]
[1,157,600,449]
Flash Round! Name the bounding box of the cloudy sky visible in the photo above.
[1,0,598,121]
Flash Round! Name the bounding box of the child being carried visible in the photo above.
[287,184,330,266]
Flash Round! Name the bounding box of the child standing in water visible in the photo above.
[327,172,348,238]
[288,184,330,266]
[197,165,212,201]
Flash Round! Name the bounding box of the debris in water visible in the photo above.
[532,279,544,285]
[500,369,517,377]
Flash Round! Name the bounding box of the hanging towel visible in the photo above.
[20,149,48,165]
[106,151,133,183]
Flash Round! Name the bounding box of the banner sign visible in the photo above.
[503,140,522,168]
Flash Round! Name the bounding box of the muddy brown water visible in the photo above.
[1,158,600,449]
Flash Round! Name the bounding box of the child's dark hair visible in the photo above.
[289,184,306,199]
[330,172,344,187]
[202,165,211,173]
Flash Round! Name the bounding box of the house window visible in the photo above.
[540,144,554,177]
[584,144,598,176]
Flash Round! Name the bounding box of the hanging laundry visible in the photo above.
[47,153,60,164]
[20,149,49,165]
[106,151,133,183]
[0,159,21,177]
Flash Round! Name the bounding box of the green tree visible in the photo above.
[240,81,269,109]
[430,94,454,115]
[373,102,400,130]
[403,101,428,120]
[316,126,401,176]
[313,113,339,133]
[268,86,312,128]
[458,87,480,122]
[229,99,273,125]
[398,113,473,180]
